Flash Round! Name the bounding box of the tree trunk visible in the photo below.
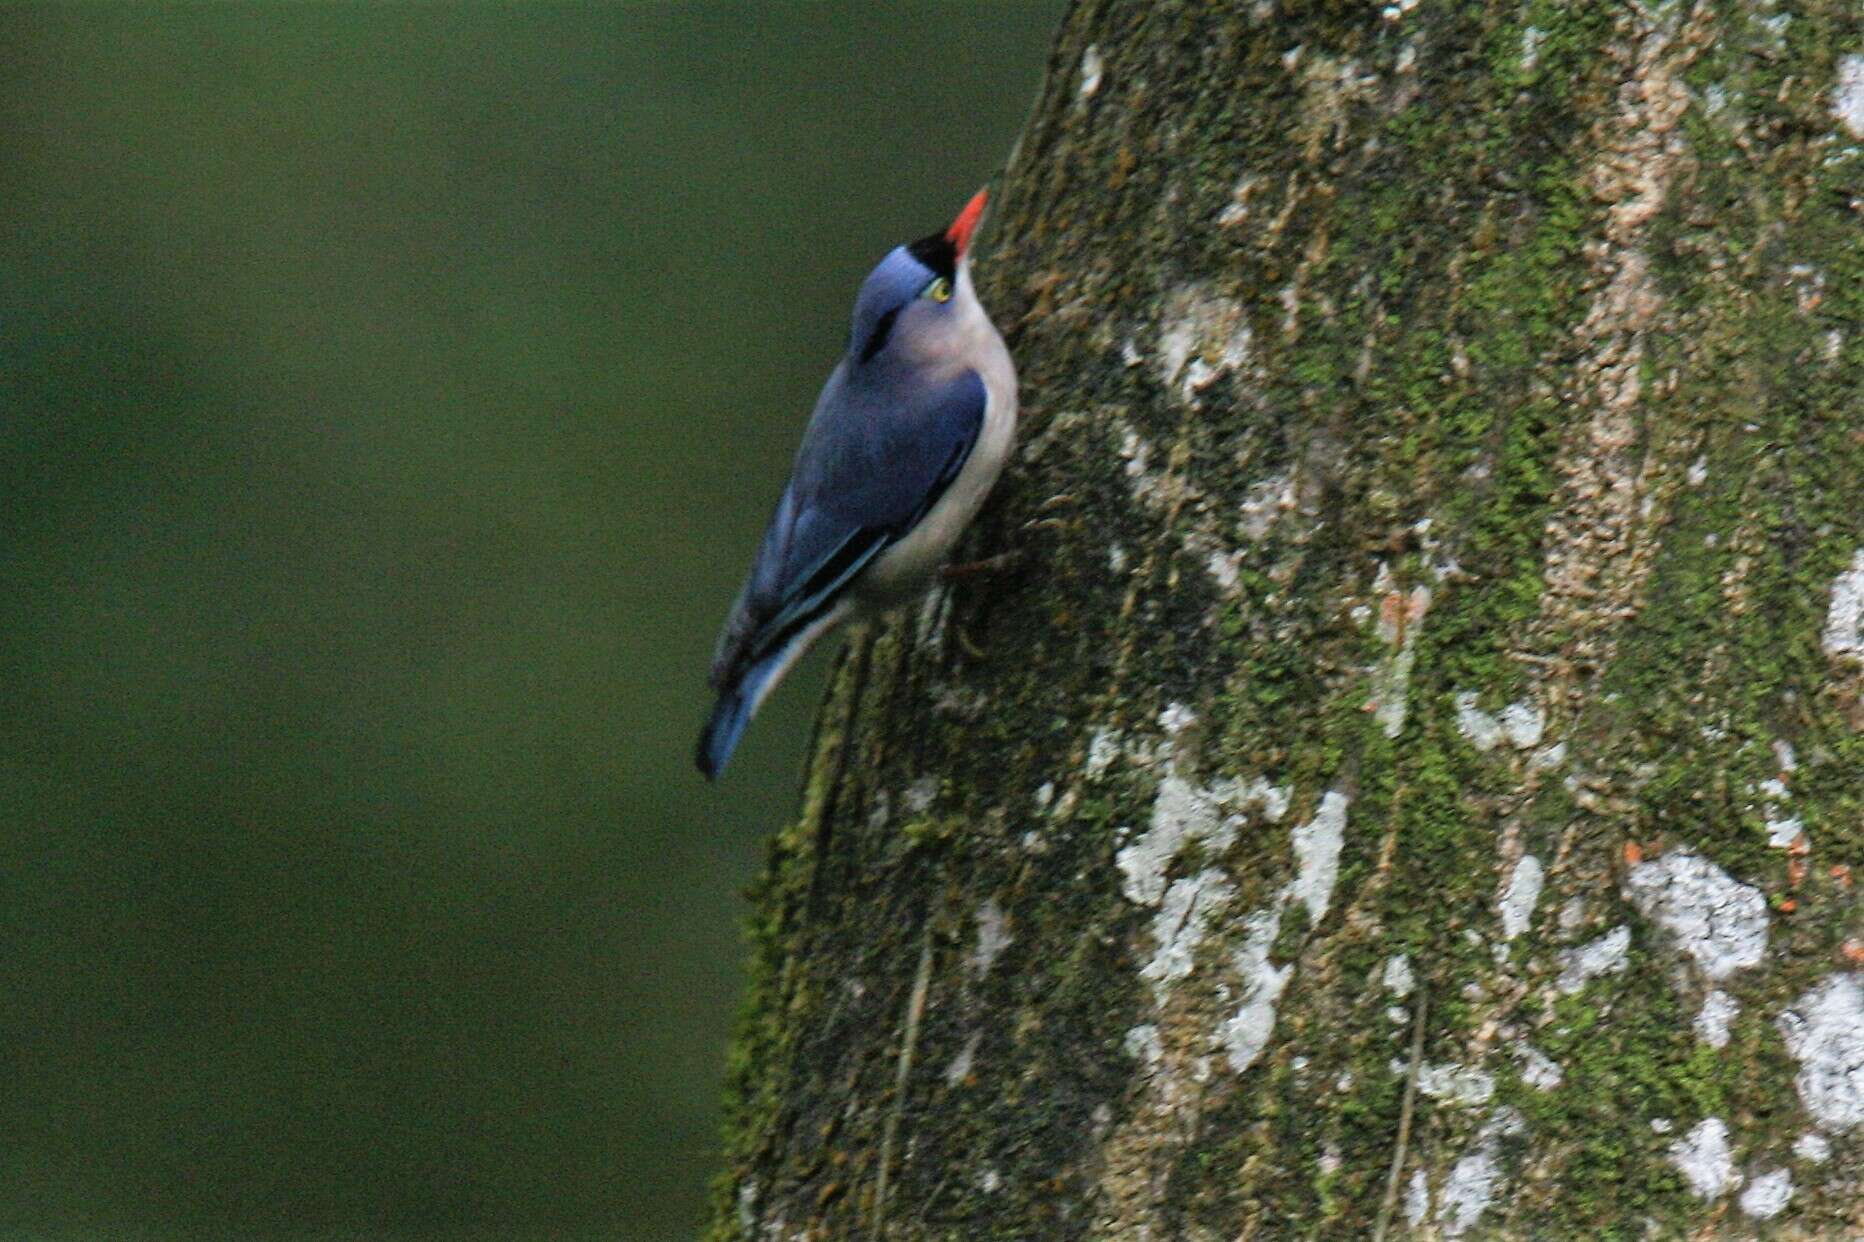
[710,1,1864,1237]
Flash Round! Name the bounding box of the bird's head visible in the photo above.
[846,188,991,372]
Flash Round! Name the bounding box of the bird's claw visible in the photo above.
[939,550,1023,583]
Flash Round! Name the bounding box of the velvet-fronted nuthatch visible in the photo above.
[697,189,1017,778]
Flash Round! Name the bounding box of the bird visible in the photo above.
[696,188,1018,780]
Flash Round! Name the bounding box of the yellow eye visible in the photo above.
[925,277,952,303]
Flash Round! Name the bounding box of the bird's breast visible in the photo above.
[856,336,1018,605]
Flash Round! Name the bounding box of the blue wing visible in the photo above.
[697,367,985,776]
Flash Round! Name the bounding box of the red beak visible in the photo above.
[945,188,988,259]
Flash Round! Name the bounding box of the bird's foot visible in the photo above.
[940,550,1023,583]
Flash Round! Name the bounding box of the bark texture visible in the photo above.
[712,1,1864,1237]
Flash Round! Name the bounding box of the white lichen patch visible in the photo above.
[1118,428,1156,500]
[1520,26,1544,73]
[1405,1168,1430,1226]
[1158,702,1197,736]
[1416,1062,1497,1107]
[1437,1109,1525,1238]
[943,1031,980,1085]
[1123,1023,1164,1068]
[1530,741,1567,770]
[902,775,938,815]
[1215,175,1260,230]
[1155,284,1253,404]
[1437,1148,1502,1236]
[1695,990,1738,1050]
[1557,925,1631,994]
[1822,547,1864,659]
[1086,727,1122,778]
[1218,908,1291,1073]
[1382,953,1415,998]
[1498,700,1545,749]
[1499,855,1544,942]
[1515,1045,1563,1091]
[1205,549,1242,592]
[1766,812,1806,850]
[1286,790,1349,923]
[915,584,951,654]
[1139,869,1234,997]
[1451,692,1546,751]
[1116,776,1210,905]
[969,899,1013,977]
[1669,1117,1740,1199]
[1834,54,1864,139]
[1455,691,1503,751]
[1739,1168,1793,1220]
[1624,851,1767,981]
[1078,44,1104,98]
[1242,778,1291,824]
[1778,973,1864,1131]
[1794,1131,1831,1164]
[1115,771,1288,906]
[866,791,892,832]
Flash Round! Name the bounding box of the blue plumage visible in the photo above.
[695,646,785,783]
[697,189,1013,779]
[698,366,984,778]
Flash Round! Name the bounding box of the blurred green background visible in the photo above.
[0,5,1060,1237]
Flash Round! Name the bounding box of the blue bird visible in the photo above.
[698,189,1018,779]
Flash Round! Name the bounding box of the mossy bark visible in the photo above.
[711,1,1864,1237]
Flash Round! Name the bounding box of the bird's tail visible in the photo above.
[696,598,853,781]
[695,651,783,780]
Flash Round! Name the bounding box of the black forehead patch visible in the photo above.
[907,230,956,281]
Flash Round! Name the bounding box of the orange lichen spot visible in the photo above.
[1841,939,1864,966]
[1623,841,1645,867]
